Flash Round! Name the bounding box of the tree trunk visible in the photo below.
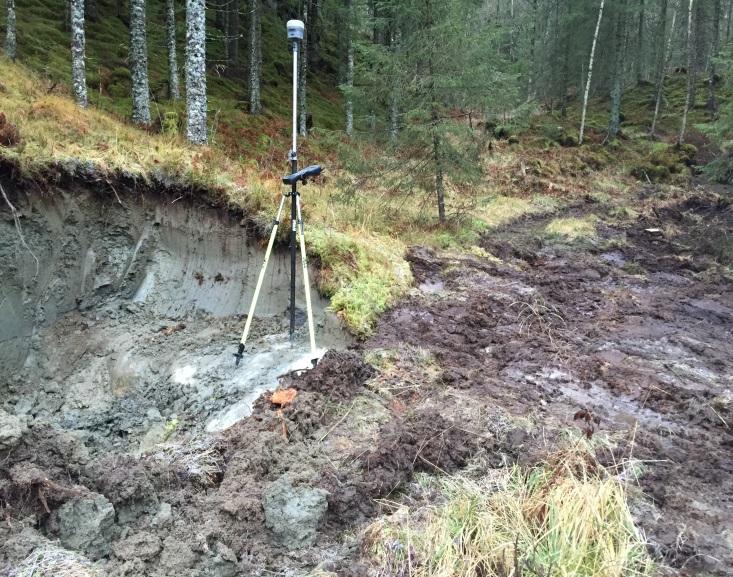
[635,0,645,83]
[85,0,99,21]
[388,27,400,142]
[679,0,694,144]
[426,0,445,223]
[70,0,88,107]
[166,0,180,100]
[726,0,732,44]
[707,0,721,113]
[228,0,239,64]
[608,0,627,141]
[526,0,538,100]
[344,0,354,135]
[130,0,151,124]
[579,0,606,145]
[4,0,16,59]
[298,1,309,135]
[651,0,675,136]
[248,0,261,113]
[186,0,207,144]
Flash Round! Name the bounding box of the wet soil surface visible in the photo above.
[371,184,733,575]
[1,182,731,577]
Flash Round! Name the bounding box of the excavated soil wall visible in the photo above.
[0,177,347,450]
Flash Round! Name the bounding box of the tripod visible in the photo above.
[235,19,321,368]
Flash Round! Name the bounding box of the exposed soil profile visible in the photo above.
[1,175,732,577]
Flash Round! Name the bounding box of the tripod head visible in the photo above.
[283,165,322,186]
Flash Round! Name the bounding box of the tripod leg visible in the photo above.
[296,194,318,359]
[235,194,287,366]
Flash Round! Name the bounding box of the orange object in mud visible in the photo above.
[271,388,297,406]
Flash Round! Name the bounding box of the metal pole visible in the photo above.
[289,40,299,343]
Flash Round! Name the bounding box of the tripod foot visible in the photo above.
[234,343,245,367]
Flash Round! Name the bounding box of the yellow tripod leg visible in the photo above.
[296,195,317,357]
[235,194,286,365]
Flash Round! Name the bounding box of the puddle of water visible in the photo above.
[419,279,445,294]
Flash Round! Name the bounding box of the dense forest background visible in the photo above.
[2,0,733,215]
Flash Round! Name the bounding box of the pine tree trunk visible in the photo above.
[130,0,151,124]
[651,0,675,136]
[679,0,695,144]
[707,0,721,113]
[608,0,627,141]
[388,27,400,142]
[579,0,605,145]
[636,0,645,83]
[426,0,444,223]
[4,0,16,59]
[298,1,309,135]
[228,0,239,64]
[186,0,207,144]
[70,0,88,107]
[166,0,180,100]
[527,0,538,100]
[344,0,354,136]
[248,0,261,113]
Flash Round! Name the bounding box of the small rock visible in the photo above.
[112,531,161,560]
[263,476,328,549]
[0,409,27,451]
[57,493,116,559]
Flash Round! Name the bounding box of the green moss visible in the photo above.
[307,227,411,337]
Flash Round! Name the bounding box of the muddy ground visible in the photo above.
[1,177,731,577]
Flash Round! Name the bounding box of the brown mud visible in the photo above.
[1,180,732,577]
[371,184,733,575]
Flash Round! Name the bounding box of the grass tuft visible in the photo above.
[367,439,652,577]
[544,215,598,241]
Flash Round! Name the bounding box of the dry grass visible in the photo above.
[366,439,652,577]
[9,544,100,577]
[151,437,225,488]
[545,215,599,241]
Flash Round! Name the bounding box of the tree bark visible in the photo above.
[679,0,694,144]
[166,0,180,100]
[635,0,646,83]
[344,0,354,135]
[70,0,88,107]
[608,0,628,141]
[4,0,16,59]
[130,0,151,124]
[426,0,445,223]
[707,0,721,113]
[186,0,207,144]
[651,0,675,136]
[228,0,239,64]
[579,0,606,145]
[248,0,261,113]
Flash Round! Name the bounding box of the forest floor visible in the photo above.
[1,174,731,577]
